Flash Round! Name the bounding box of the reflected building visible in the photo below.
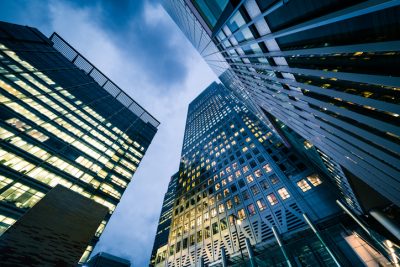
[153,82,395,266]
[0,21,158,263]
[162,0,400,237]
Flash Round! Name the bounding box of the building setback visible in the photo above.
[162,0,400,237]
[153,82,396,266]
[0,21,158,263]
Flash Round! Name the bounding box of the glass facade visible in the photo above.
[154,82,362,266]
[151,173,179,266]
[162,0,400,216]
[0,21,158,262]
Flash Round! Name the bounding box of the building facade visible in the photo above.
[153,82,391,266]
[151,173,179,266]
[86,252,131,267]
[0,21,158,263]
[162,0,400,217]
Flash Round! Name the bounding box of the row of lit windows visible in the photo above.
[1,46,144,150]
[1,49,144,174]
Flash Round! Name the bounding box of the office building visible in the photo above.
[150,173,179,266]
[153,82,397,266]
[162,0,400,226]
[0,21,158,263]
[86,252,131,267]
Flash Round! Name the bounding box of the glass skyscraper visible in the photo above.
[0,21,158,262]
[162,0,399,225]
[151,172,179,266]
[152,82,396,266]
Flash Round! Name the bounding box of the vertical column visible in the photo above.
[303,213,341,267]
[198,256,204,267]
[245,238,257,267]
[221,247,228,267]
[272,226,293,267]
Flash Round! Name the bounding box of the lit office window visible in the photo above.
[267,193,278,206]
[307,174,323,186]
[297,179,312,192]
[256,198,267,211]
[278,188,290,200]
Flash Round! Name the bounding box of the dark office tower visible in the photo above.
[162,0,400,223]
[150,173,179,266]
[0,21,158,263]
[86,252,131,267]
[154,82,393,267]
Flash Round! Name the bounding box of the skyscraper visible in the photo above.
[150,173,179,266]
[0,21,158,263]
[153,82,394,266]
[162,0,400,226]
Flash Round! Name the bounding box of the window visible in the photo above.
[218,203,225,213]
[197,230,203,242]
[204,226,210,239]
[256,198,267,211]
[297,179,312,192]
[260,180,269,190]
[226,199,233,210]
[307,174,322,186]
[267,193,278,205]
[270,175,279,185]
[212,222,219,235]
[278,188,290,200]
[215,183,220,191]
[211,208,217,218]
[223,188,230,197]
[234,195,241,205]
[242,165,249,173]
[254,169,262,178]
[220,218,227,231]
[263,164,272,172]
[246,174,254,183]
[251,185,260,195]
[247,203,255,216]
[237,208,246,220]
[242,190,250,200]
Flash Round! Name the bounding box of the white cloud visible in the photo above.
[47,1,217,265]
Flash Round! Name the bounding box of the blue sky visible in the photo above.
[0,0,217,265]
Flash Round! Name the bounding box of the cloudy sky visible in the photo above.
[0,0,217,265]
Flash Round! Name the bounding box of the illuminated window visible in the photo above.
[215,183,220,191]
[246,174,254,183]
[211,208,217,218]
[263,164,272,172]
[242,165,249,173]
[218,203,225,213]
[226,199,232,210]
[278,188,290,200]
[267,193,278,205]
[307,174,323,186]
[256,199,267,211]
[254,169,262,178]
[297,179,312,192]
[237,208,246,220]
